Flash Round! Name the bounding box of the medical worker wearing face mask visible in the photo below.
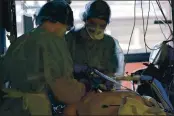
[66,0,125,90]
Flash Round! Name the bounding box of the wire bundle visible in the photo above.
[127,0,173,54]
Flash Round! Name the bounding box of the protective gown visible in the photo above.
[0,27,85,115]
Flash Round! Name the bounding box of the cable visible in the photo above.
[150,83,162,108]
[167,0,174,99]
[141,0,150,51]
[140,0,147,52]
[144,0,150,37]
[151,82,174,111]
[156,0,173,35]
[126,0,136,54]
[168,74,174,99]
[151,1,169,40]
[132,1,172,54]
[139,0,174,108]
[156,0,174,100]
[126,0,137,89]
[142,1,172,51]
[168,0,172,7]
[140,65,173,111]
[127,0,172,53]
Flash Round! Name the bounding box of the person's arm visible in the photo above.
[106,39,125,78]
[104,39,125,90]
[114,39,125,77]
[0,55,4,88]
[41,39,86,105]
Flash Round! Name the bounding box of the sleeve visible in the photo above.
[105,39,125,90]
[114,39,125,77]
[41,44,62,83]
[1,35,28,89]
[65,31,74,48]
[40,38,86,104]
[0,55,4,87]
[65,31,75,57]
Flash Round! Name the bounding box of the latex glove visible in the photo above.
[140,75,153,81]
[105,81,114,90]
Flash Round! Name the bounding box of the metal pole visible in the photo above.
[0,0,6,55]
[11,0,17,40]
[0,28,6,55]
[6,0,18,44]
[171,0,174,39]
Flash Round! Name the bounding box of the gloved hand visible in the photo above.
[73,64,89,73]
[140,75,153,81]
[105,80,114,90]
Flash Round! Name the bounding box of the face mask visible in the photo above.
[86,24,104,40]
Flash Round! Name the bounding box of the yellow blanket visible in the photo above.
[118,96,166,115]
